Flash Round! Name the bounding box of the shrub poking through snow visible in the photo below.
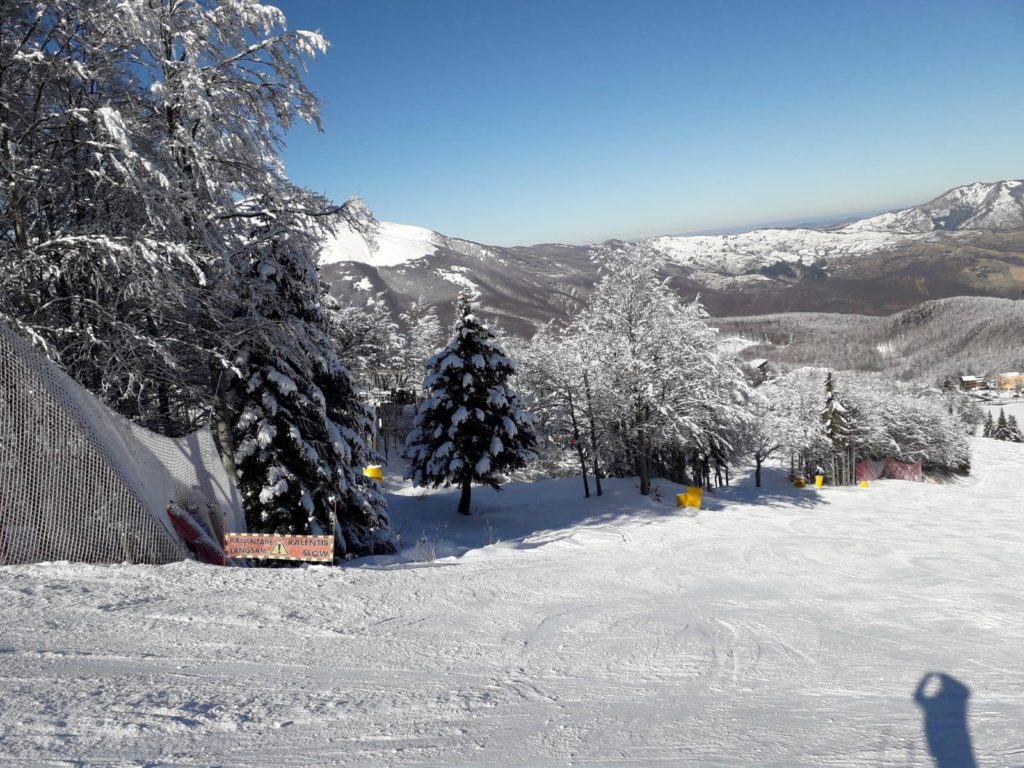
[403,292,539,514]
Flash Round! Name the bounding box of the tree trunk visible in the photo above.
[582,370,602,496]
[566,393,590,498]
[212,388,237,481]
[755,455,762,488]
[458,476,472,515]
[636,432,651,496]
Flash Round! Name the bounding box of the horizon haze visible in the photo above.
[275,0,1024,245]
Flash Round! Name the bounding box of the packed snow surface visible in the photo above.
[2,438,1022,765]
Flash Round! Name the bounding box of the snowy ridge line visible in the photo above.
[319,180,1024,274]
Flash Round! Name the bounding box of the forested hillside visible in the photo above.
[718,296,1024,384]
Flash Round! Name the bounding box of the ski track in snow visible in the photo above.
[1,438,1022,766]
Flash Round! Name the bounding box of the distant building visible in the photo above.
[959,375,985,391]
[995,371,1023,391]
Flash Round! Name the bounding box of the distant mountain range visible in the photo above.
[320,180,1024,335]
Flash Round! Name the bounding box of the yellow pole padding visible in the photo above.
[859,480,869,488]
[676,486,703,509]
[794,477,806,488]
[363,465,384,481]
[814,475,824,488]
[686,486,702,509]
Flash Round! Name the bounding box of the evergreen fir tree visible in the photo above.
[994,408,1010,441]
[402,292,538,515]
[228,203,390,557]
[1007,414,1023,442]
[983,410,994,438]
[821,372,852,447]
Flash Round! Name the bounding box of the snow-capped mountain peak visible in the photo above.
[320,180,1024,333]
[320,220,441,267]
[845,179,1024,234]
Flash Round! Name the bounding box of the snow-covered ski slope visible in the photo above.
[1,438,1021,766]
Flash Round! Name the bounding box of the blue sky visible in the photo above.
[275,0,1024,245]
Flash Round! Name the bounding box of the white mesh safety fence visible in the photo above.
[0,321,246,565]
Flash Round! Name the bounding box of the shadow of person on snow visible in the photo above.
[913,673,977,768]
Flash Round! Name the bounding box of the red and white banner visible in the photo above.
[224,533,334,562]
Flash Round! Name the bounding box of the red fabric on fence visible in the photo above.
[856,459,885,482]
[856,458,923,482]
[884,458,923,482]
[167,504,227,565]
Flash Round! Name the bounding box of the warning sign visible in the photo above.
[269,540,288,557]
[224,533,333,562]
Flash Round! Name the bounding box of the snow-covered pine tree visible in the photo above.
[402,292,538,515]
[994,408,1010,441]
[989,408,1023,442]
[820,371,855,484]
[821,372,852,446]
[228,199,390,557]
[982,410,995,438]
[1007,414,1024,442]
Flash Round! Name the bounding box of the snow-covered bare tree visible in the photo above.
[767,368,831,476]
[747,385,800,487]
[581,242,752,495]
[773,368,970,475]
[0,0,393,553]
[403,292,538,515]
[520,323,601,496]
[398,296,444,390]
[0,0,368,434]
[0,0,212,432]
[330,292,405,388]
